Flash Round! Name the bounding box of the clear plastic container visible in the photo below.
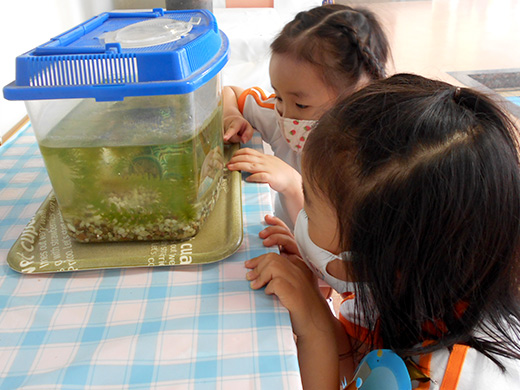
[4,9,229,242]
[30,77,223,242]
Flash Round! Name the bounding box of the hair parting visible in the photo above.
[270,4,390,91]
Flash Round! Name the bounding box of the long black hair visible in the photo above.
[303,73,520,369]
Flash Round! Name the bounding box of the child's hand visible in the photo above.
[227,148,301,194]
[259,215,300,257]
[245,253,328,338]
[246,253,341,390]
[223,115,255,144]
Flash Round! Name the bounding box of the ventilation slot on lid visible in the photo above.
[28,55,139,87]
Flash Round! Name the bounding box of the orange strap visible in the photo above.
[439,344,469,389]
[413,343,469,390]
[415,341,434,390]
[415,354,433,389]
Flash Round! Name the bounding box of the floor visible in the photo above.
[330,0,520,313]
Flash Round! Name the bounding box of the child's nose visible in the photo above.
[277,104,296,120]
[283,108,299,120]
[276,101,284,117]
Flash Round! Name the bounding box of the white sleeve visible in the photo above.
[240,87,279,145]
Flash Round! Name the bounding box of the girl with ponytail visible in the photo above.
[223,4,391,231]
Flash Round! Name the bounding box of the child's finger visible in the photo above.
[244,256,260,270]
[263,234,299,255]
[227,153,264,171]
[227,161,262,174]
[246,172,270,184]
[227,153,260,166]
[244,253,289,289]
[241,129,254,143]
[258,226,295,246]
[223,125,239,141]
[224,134,242,144]
[226,161,249,172]
[258,225,291,239]
[224,119,253,143]
[245,269,259,282]
[232,147,262,157]
[264,214,291,230]
[263,276,291,297]
[244,252,274,270]
[248,266,274,290]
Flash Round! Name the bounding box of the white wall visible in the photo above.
[0,0,164,137]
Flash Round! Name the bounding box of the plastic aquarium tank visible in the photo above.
[4,8,229,243]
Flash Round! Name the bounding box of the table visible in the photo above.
[0,123,302,389]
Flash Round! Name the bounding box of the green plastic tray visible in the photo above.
[7,145,242,274]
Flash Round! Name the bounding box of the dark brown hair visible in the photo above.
[304,73,520,368]
[271,4,390,93]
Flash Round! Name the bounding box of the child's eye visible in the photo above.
[296,103,308,109]
[275,96,283,102]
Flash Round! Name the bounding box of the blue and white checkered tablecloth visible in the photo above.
[0,124,302,389]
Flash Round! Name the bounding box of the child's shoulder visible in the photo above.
[424,346,520,390]
[239,86,276,110]
[238,87,277,132]
[338,298,520,389]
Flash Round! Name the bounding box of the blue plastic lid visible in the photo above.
[3,8,229,102]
